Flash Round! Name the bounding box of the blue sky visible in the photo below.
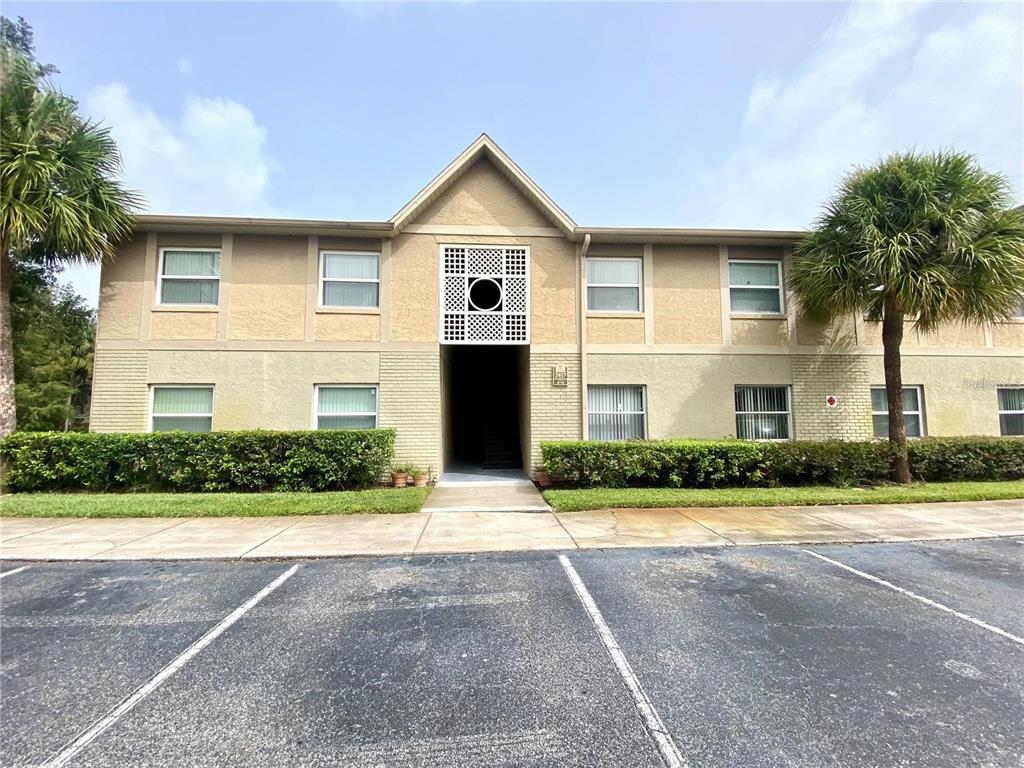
[10,1,1023,306]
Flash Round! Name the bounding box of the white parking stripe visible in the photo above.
[40,564,300,768]
[558,554,687,768]
[802,549,1024,647]
[0,566,29,579]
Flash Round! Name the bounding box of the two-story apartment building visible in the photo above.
[91,135,1024,477]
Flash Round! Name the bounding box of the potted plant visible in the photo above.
[534,465,552,488]
[411,467,429,487]
[391,465,410,488]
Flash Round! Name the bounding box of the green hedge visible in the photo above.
[541,437,1024,488]
[0,429,396,493]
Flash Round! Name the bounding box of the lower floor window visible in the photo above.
[317,385,377,429]
[998,387,1024,436]
[588,385,646,440]
[871,386,924,438]
[150,386,213,432]
[735,386,790,440]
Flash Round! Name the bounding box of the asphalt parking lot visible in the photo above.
[1,538,1022,767]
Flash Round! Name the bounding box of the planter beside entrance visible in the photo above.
[412,469,429,487]
[391,470,408,488]
[534,468,552,488]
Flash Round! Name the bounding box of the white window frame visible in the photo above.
[586,256,643,313]
[728,259,784,316]
[313,384,379,429]
[734,385,792,441]
[148,384,214,432]
[871,385,925,438]
[997,387,1024,436]
[156,247,221,307]
[587,384,647,440]
[319,251,381,309]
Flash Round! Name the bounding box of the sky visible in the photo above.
[9,1,1023,307]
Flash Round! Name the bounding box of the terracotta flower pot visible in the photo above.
[535,469,552,488]
[412,474,428,487]
[391,472,408,488]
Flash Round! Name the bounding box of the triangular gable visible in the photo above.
[390,134,576,237]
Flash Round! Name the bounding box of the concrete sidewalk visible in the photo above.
[1,499,1021,561]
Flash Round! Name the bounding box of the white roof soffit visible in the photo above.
[389,133,578,238]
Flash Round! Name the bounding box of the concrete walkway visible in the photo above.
[1,499,1021,560]
[422,469,551,513]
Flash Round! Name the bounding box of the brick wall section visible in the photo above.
[378,350,442,474]
[791,354,872,440]
[528,352,582,472]
[90,349,150,432]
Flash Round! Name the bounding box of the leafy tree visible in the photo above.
[1,33,139,436]
[10,259,95,430]
[0,15,57,76]
[790,151,1024,483]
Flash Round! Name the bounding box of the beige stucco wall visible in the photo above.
[993,322,1024,348]
[97,235,147,340]
[583,352,1023,443]
[865,355,1024,437]
[530,238,577,344]
[921,323,987,348]
[653,245,722,344]
[228,235,306,341]
[587,353,793,440]
[147,350,380,430]
[314,313,381,342]
[388,233,439,343]
[150,311,218,340]
[587,316,645,344]
[415,159,553,229]
[795,314,858,348]
[731,318,789,346]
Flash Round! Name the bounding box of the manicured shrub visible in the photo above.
[541,437,1022,488]
[0,429,396,493]
[908,437,1024,481]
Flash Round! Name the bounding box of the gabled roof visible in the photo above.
[389,133,577,237]
[132,134,805,246]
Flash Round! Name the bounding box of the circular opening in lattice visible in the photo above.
[468,277,503,312]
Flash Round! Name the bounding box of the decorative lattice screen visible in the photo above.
[440,245,530,344]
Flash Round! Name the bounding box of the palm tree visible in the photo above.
[0,49,139,436]
[790,151,1024,483]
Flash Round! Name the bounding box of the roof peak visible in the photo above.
[389,134,577,237]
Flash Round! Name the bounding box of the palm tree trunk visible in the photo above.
[0,246,16,437]
[881,295,911,484]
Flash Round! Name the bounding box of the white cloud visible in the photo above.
[84,83,276,215]
[697,1,1023,229]
[176,57,191,75]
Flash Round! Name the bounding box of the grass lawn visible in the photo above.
[543,480,1024,513]
[0,488,431,518]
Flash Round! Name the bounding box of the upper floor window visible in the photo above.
[587,257,642,312]
[158,249,220,305]
[316,385,378,429]
[871,386,924,438]
[150,386,213,432]
[320,251,380,308]
[729,260,783,315]
[735,385,791,440]
[1013,295,1024,318]
[998,387,1024,436]
[588,385,646,440]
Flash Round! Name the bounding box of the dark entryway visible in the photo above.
[442,345,524,470]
